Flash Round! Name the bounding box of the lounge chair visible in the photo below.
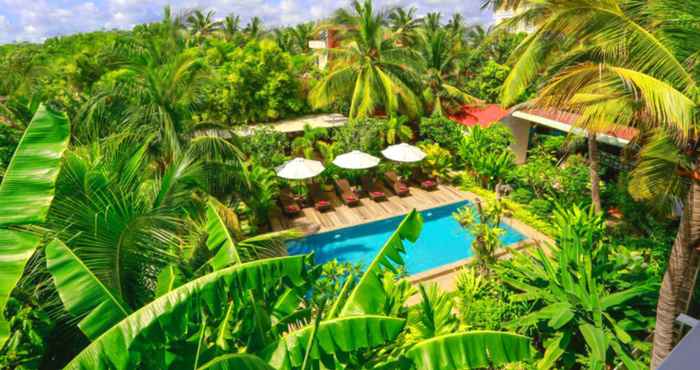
[384,171,410,197]
[279,188,302,216]
[335,179,360,206]
[309,183,332,211]
[361,177,387,201]
[412,168,438,190]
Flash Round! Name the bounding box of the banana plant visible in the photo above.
[495,228,652,369]
[0,105,70,344]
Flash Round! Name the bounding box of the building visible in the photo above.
[451,104,637,166]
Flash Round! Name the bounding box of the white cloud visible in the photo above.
[0,0,494,44]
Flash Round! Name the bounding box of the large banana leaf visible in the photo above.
[337,210,422,317]
[0,229,41,342]
[198,354,274,370]
[405,331,532,370]
[0,104,70,225]
[0,104,70,343]
[45,239,130,340]
[262,315,406,369]
[206,199,242,269]
[66,255,309,370]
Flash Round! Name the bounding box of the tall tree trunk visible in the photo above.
[588,134,602,213]
[651,180,700,368]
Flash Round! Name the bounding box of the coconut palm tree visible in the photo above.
[245,16,264,39]
[446,13,466,44]
[487,0,699,365]
[417,28,480,116]
[387,7,422,46]
[310,0,423,119]
[186,9,222,42]
[290,22,315,53]
[221,14,241,41]
[464,24,487,48]
[423,12,442,34]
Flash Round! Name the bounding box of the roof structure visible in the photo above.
[513,108,637,147]
[450,104,509,127]
[236,113,347,136]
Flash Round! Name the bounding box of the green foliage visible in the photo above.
[330,117,386,155]
[528,198,553,219]
[459,125,515,188]
[453,198,506,274]
[239,127,289,168]
[209,40,309,124]
[419,143,453,180]
[418,115,465,152]
[465,61,511,103]
[509,187,534,204]
[496,231,653,369]
[0,106,70,344]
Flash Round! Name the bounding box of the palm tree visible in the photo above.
[245,16,264,39]
[291,22,315,53]
[186,9,222,42]
[487,0,699,365]
[219,14,241,42]
[310,0,423,119]
[446,13,466,44]
[417,28,480,116]
[387,7,422,46]
[423,12,442,34]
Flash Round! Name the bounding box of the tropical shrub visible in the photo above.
[331,117,386,155]
[496,229,655,369]
[209,40,308,124]
[528,198,553,219]
[453,198,506,274]
[418,115,464,152]
[240,126,289,168]
[419,143,453,181]
[509,187,533,204]
[464,60,510,103]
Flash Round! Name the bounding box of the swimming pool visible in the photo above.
[287,200,526,275]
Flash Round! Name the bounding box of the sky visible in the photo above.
[0,0,495,44]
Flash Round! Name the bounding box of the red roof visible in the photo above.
[449,104,509,127]
[521,108,637,142]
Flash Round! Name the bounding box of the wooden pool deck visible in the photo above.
[270,183,552,293]
[270,184,471,233]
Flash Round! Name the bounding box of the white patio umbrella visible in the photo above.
[332,150,381,169]
[276,157,325,179]
[381,143,426,163]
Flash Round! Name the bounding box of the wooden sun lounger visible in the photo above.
[279,188,302,216]
[412,168,438,190]
[309,183,332,211]
[335,179,360,206]
[384,171,410,197]
[361,177,387,201]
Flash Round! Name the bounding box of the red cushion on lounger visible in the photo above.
[344,194,358,201]
[398,185,408,192]
[286,205,300,212]
[422,180,436,187]
[317,200,330,207]
[370,191,384,197]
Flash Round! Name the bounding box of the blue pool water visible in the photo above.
[287,200,526,275]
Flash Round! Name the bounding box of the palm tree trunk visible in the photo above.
[588,134,602,213]
[651,179,700,368]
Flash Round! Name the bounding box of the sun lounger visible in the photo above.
[335,179,360,206]
[384,171,410,196]
[279,188,302,216]
[309,183,332,211]
[361,177,387,201]
[412,169,438,190]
